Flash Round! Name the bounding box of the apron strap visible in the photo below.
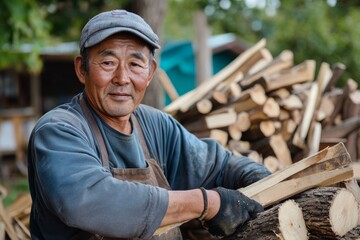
[131,115,151,159]
[79,94,110,169]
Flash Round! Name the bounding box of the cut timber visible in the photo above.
[315,62,332,108]
[260,60,316,92]
[288,152,351,180]
[324,62,346,93]
[306,121,322,157]
[324,78,358,127]
[205,110,237,129]
[321,116,360,138]
[228,123,242,141]
[250,167,353,208]
[6,193,32,219]
[232,84,267,112]
[242,120,277,141]
[240,49,294,89]
[281,119,297,141]
[228,140,251,153]
[182,109,237,132]
[279,94,303,111]
[226,200,308,240]
[157,69,179,102]
[263,155,279,173]
[175,98,213,123]
[0,199,18,240]
[269,134,292,168]
[317,95,334,121]
[163,38,267,114]
[241,142,348,200]
[0,222,4,240]
[155,143,351,236]
[292,82,319,148]
[235,112,251,132]
[294,187,359,238]
[194,129,229,146]
[209,129,228,146]
[248,97,280,122]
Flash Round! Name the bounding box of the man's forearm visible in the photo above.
[160,189,220,227]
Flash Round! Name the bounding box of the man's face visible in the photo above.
[80,34,156,122]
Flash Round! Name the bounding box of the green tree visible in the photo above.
[0,0,50,73]
[164,0,360,86]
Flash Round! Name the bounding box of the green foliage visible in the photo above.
[0,0,50,73]
[1,177,29,207]
[264,0,360,85]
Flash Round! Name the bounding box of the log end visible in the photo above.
[329,188,359,237]
[278,199,308,240]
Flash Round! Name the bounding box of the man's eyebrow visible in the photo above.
[131,51,147,61]
[99,49,116,57]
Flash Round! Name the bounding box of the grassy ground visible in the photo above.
[1,176,29,207]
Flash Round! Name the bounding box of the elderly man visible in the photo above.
[27,9,270,239]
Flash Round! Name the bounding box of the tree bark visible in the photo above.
[293,187,359,239]
[226,200,308,240]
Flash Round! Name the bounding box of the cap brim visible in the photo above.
[83,27,160,50]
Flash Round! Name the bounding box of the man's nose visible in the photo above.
[112,67,131,85]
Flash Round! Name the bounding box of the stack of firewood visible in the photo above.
[163,38,360,174]
[0,185,31,240]
[162,38,360,239]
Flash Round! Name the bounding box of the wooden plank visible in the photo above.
[322,116,360,138]
[0,199,18,240]
[292,82,319,148]
[157,69,179,102]
[251,167,353,208]
[241,142,347,198]
[261,59,316,92]
[240,50,294,89]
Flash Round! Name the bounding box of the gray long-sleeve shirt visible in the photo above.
[28,93,269,239]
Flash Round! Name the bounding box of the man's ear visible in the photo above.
[146,58,158,87]
[74,56,86,85]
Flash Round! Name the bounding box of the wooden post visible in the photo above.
[194,11,212,86]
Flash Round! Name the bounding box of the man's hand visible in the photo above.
[202,187,263,238]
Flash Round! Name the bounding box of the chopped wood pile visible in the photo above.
[0,187,31,240]
[162,38,360,239]
[155,142,360,239]
[163,38,360,174]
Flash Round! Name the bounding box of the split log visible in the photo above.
[263,155,279,173]
[324,78,358,128]
[157,69,179,102]
[0,199,18,240]
[248,97,280,122]
[242,120,277,141]
[324,62,346,93]
[226,200,308,240]
[260,59,316,92]
[241,142,349,200]
[182,109,237,133]
[0,222,5,240]
[239,49,294,89]
[292,82,319,148]
[250,167,353,208]
[294,187,359,238]
[232,84,267,112]
[321,116,360,139]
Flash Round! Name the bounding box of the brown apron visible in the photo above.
[75,97,182,240]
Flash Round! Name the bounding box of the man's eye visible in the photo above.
[131,62,145,68]
[103,61,113,66]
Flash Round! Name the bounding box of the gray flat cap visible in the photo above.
[79,9,160,51]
